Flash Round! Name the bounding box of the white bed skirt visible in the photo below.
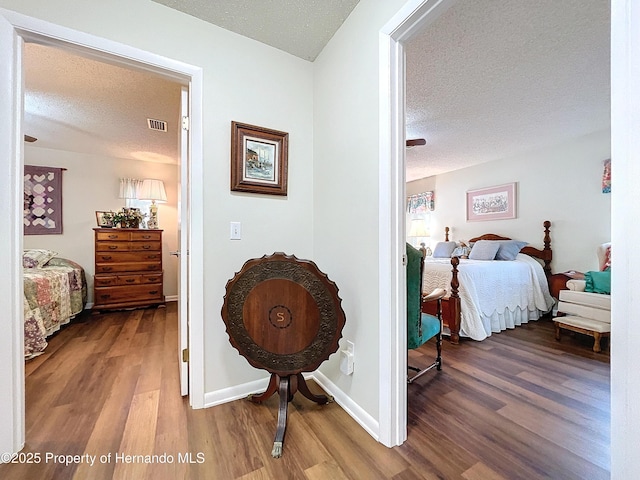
[456,306,550,340]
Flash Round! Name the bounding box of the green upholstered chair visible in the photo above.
[406,243,445,384]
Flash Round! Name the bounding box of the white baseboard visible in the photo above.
[203,371,379,442]
[309,370,380,442]
[203,376,271,407]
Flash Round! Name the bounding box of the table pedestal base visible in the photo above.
[250,372,330,458]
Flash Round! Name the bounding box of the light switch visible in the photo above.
[230,222,241,240]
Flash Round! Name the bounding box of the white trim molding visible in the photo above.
[377,0,457,448]
[0,8,206,454]
[611,0,640,477]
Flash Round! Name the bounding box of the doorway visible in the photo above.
[0,9,205,454]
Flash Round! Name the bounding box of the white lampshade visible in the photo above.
[408,218,430,238]
[138,179,167,202]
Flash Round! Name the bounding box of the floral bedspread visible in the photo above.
[23,258,87,359]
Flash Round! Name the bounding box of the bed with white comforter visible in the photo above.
[422,253,554,341]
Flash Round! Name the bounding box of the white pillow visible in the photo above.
[468,240,500,260]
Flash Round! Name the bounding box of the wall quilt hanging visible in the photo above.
[24,165,64,235]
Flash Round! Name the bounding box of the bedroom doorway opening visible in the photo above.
[0,8,205,454]
[20,39,190,392]
[381,0,612,452]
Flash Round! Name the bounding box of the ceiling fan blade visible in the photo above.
[406,138,426,147]
[24,134,37,143]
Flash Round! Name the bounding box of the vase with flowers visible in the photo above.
[105,208,146,228]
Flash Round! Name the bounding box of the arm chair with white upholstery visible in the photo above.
[554,243,611,352]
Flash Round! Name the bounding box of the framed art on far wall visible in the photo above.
[231,121,289,196]
[466,182,517,221]
[24,165,64,235]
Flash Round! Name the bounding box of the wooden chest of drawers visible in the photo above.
[93,228,164,310]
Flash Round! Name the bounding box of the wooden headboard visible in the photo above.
[434,221,553,344]
[444,220,552,276]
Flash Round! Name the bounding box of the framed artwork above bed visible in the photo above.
[466,182,517,222]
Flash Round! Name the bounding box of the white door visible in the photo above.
[0,12,24,455]
[178,85,190,395]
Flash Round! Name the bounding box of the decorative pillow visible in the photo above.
[585,270,611,294]
[451,245,471,258]
[432,241,457,258]
[22,249,58,268]
[602,245,611,271]
[495,240,528,261]
[468,240,501,260]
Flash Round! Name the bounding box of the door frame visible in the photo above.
[378,0,457,447]
[0,7,205,454]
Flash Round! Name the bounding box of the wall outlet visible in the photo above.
[346,340,355,356]
[340,340,355,375]
[340,350,354,375]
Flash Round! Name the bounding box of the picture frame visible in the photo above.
[231,121,289,196]
[95,211,114,228]
[466,182,517,221]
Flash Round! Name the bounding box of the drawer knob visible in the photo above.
[125,279,135,283]
[100,294,111,299]
[108,245,118,250]
[142,235,151,239]
[108,234,118,239]
[142,245,151,250]
[101,256,112,260]
[149,290,159,295]
[102,267,113,271]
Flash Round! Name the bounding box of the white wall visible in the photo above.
[313,0,407,428]
[23,146,179,302]
[4,3,638,476]
[409,130,611,273]
[0,0,314,396]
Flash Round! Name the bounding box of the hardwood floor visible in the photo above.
[1,305,609,479]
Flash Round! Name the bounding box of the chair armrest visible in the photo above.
[422,288,446,303]
[566,279,586,292]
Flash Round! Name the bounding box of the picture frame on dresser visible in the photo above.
[95,211,114,228]
[92,228,164,311]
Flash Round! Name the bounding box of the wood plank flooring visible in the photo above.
[0,305,609,479]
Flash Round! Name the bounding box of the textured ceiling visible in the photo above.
[23,1,610,181]
[405,0,610,181]
[24,43,183,164]
[151,0,361,61]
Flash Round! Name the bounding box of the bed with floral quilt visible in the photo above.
[23,249,87,359]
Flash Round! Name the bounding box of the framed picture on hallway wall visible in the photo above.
[466,182,517,221]
[231,121,289,196]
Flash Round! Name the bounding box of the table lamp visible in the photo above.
[138,179,167,229]
[408,218,432,257]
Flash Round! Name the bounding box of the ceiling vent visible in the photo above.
[147,118,167,132]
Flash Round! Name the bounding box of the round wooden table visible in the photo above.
[221,252,346,457]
